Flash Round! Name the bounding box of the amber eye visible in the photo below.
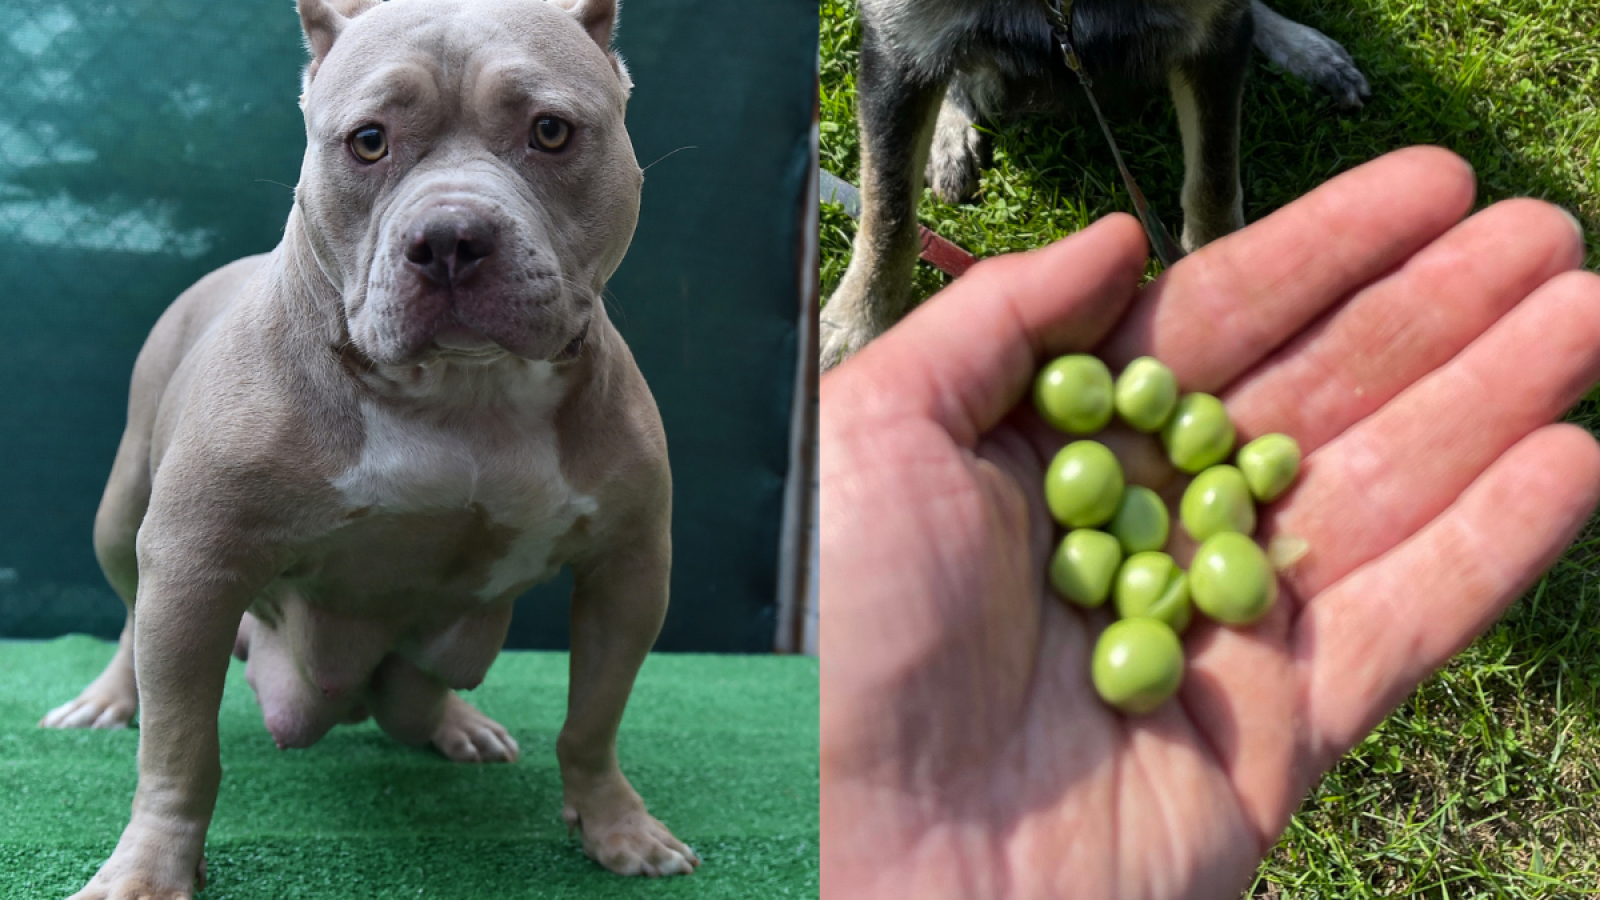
[530,117,571,152]
[349,126,388,163]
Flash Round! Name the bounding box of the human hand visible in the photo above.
[820,147,1600,900]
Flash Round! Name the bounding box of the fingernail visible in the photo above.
[1559,206,1585,242]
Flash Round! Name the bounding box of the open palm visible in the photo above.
[820,148,1600,900]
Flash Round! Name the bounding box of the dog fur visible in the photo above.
[821,0,1369,370]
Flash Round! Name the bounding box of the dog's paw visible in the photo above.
[1259,23,1370,109]
[41,684,137,730]
[925,111,985,204]
[1297,42,1370,110]
[818,311,879,373]
[68,850,205,900]
[1267,34,1369,108]
[926,148,980,205]
[430,694,519,763]
[563,802,699,877]
[68,878,193,900]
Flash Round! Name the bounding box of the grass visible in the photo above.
[0,637,819,899]
[821,0,1600,895]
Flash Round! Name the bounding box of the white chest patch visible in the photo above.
[329,360,598,601]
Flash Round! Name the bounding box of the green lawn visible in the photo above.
[821,0,1600,895]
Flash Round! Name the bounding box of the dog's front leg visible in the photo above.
[557,519,698,877]
[821,15,946,370]
[1168,12,1253,252]
[68,560,253,900]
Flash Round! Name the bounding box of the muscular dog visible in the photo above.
[42,0,699,894]
[821,0,1369,369]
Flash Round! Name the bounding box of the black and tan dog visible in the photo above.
[821,0,1369,369]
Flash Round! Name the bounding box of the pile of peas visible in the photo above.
[1035,354,1302,714]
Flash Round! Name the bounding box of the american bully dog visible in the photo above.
[40,0,700,893]
[820,0,1370,369]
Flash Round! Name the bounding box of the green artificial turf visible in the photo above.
[0,636,819,899]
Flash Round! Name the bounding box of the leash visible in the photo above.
[1042,0,1187,267]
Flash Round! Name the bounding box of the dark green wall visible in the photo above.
[0,0,818,652]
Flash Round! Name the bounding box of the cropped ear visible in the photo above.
[298,0,381,77]
[549,0,619,51]
[548,0,632,93]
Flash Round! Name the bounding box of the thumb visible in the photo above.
[824,214,1148,446]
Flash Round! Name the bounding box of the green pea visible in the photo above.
[1091,617,1185,715]
[1114,356,1179,432]
[1113,552,1192,633]
[1179,464,1256,541]
[1049,529,1123,608]
[1189,532,1278,625]
[1034,354,1115,435]
[1161,392,1236,474]
[1044,440,1125,528]
[1236,433,1302,503]
[1108,485,1169,554]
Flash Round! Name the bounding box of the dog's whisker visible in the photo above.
[641,145,698,173]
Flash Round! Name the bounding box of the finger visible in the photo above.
[1099,147,1477,391]
[1225,198,1586,449]
[828,214,1148,446]
[1267,269,1600,602]
[1296,423,1600,769]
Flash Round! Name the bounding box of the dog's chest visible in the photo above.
[311,365,594,607]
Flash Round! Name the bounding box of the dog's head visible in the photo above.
[293,0,641,367]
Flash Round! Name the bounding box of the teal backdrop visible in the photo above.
[0,0,818,652]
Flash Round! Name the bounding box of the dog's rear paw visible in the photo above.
[41,685,137,730]
[430,694,519,763]
[564,803,700,877]
[1301,49,1370,110]
[926,114,985,204]
[926,141,982,204]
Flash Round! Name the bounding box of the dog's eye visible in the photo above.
[349,126,388,163]
[530,117,571,152]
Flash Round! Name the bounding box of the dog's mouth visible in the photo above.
[429,324,505,361]
[551,333,584,364]
[424,323,586,365]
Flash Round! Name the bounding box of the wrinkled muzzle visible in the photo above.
[349,170,592,367]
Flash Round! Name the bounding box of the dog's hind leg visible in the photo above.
[1251,1,1369,109]
[367,655,518,763]
[40,424,150,730]
[926,67,1002,204]
[821,16,946,371]
[1169,9,1252,252]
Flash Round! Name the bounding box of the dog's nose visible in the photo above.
[404,214,496,287]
